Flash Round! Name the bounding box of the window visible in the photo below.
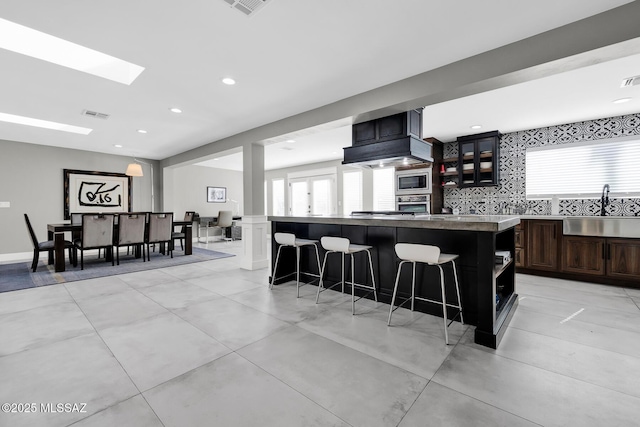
[526,136,640,199]
[272,179,285,216]
[343,170,362,215]
[373,167,395,210]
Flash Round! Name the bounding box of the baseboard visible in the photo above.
[0,251,35,263]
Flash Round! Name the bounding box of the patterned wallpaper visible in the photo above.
[443,113,640,216]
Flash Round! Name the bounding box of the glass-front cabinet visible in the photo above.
[457,130,501,188]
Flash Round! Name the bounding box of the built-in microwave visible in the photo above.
[395,168,432,195]
[396,194,430,214]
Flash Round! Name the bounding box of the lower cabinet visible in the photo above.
[518,220,640,286]
[515,222,526,268]
[562,236,605,276]
[526,220,561,271]
[607,238,640,280]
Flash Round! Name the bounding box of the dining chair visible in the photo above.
[171,211,195,250]
[114,212,147,265]
[215,210,234,241]
[24,213,75,272]
[74,214,115,270]
[147,212,174,260]
[71,212,105,258]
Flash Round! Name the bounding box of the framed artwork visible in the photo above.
[64,169,132,219]
[207,186,226,203]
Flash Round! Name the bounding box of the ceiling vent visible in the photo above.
[82,110,110,120]
[222,0,270,16]
[621,75,640,88]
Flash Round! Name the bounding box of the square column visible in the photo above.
[241,143,268,270]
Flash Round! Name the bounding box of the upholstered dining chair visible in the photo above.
[114,212,147,265]
[147,212,174,260]
[171,211,195,250]
[215,210,234,241]
[24,213,75,272]
[74,214,115,270]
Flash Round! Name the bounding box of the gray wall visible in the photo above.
[0,139,159,255]
[166,165,243,219]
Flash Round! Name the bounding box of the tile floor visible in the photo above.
[1,240,640,427]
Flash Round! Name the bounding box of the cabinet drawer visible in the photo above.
[515,230,523,248]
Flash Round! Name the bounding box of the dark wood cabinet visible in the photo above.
[562,236,605,276]
[352,109,422,145]
[457,130,501,188]
[518,219,640,287]
[527,220,561,271]
[607,238,640,281]
[514,222,526,268]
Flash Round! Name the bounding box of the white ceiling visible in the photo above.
[0,0,637,168]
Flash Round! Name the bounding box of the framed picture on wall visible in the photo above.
[64,169,133,220]
[207,186,226,203]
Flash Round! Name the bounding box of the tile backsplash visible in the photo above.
[443,113,640,216]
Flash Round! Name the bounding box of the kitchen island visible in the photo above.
[269,214,520,348]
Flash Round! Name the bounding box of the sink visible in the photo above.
[563,216,640,238]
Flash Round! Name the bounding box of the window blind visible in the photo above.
[373,167,395,210]
[342,170,363,215]
[526,136,640,199]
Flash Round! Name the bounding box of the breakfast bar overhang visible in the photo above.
[269,214,520,349]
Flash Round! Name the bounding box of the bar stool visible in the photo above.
[269,232,321,298]
[387,243,463,345]
[316,236,377,315]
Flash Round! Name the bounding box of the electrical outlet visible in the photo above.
[0,201,10,208]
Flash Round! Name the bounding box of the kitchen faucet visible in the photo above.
[600,184,610,216]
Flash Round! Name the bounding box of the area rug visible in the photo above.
[0,247,234,293]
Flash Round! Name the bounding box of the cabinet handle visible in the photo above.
[607,243,611,260]
[602,243,605,260]
[553,226,556,239]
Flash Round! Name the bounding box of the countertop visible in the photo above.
[268,214,520,232]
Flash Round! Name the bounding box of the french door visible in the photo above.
[289,175,336,216]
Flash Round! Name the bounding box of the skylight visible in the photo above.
[0,112,92,135]
[0,18,144,85]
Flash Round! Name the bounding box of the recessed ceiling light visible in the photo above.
[286,140,295,143]
[114,144,123,148]
[0,18,144,85]
[214,158,219,161]
[0,112,92,135]
[612,98,631,104]
[222,77,236,85]
[169,107,182,113]
[470,125,482,130]
[137,129,147,134]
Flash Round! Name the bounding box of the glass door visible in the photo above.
[289,175,336,216]
[289,180,309,216]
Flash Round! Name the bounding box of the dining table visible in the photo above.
[47,219,193,272]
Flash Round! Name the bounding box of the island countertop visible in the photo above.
[268,214,520,232]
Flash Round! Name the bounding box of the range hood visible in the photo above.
[343,108,433,168]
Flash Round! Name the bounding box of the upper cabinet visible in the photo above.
[457,130,501,188]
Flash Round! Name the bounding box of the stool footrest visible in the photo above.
[344,280,376,291]
[389,296,412,313]
[317,281,344,294]
[273,271,320,284]
[414,296,462,310]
